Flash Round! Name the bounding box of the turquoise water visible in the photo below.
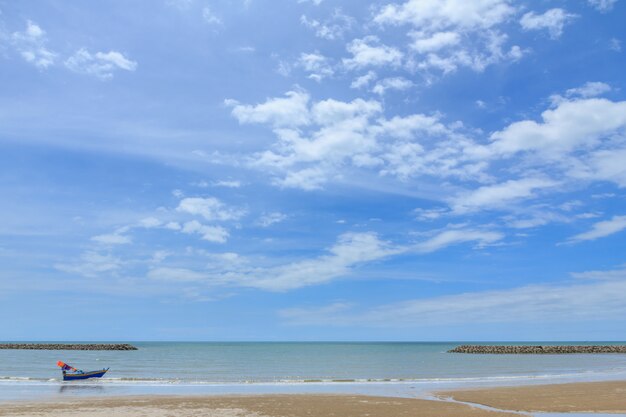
[1,342,626,401]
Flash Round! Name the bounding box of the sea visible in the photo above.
[2,341,626,407]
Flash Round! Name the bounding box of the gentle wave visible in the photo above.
[2,368,626,387]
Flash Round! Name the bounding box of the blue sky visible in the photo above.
[1,0,625,341]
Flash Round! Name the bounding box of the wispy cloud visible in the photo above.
[567,215,626,243]
[414,228,503,253]
[449,178,559,214]
[202,6,222,26]
[300,9,354,40]
[55,251,123,278]
[176,197,245,221]
[520,9,577,39]
[257,212,287,227]
[65,49,137,79]
[11,20,56,69]
[281,269,626,326]
[587,0,618,12]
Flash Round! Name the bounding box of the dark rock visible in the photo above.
[448,345,626,354]
[0,343,138,351]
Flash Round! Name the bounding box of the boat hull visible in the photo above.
[63,368,109,381]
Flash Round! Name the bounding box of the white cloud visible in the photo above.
[249,95,382,173]
[297,52,334,81]
[229,86,626,217]
[350,71,377,89]
[520,9,577,39]
[343,36,403,69]
[567,215,626,243]
[176,197,245,221]
[202,6,222,25]
[181,220,229,243]
[239,232,400,291]
[374,0,515,30]
[564,81,611,99]
[371,77,413,95]
[138,217,162,228]
[300,9,354,40]
[584,148,626,187]
[489,97,626,158]
[226,90,311,128]
[375,113,447,140]
[413,207,448,220]
[409,31,461,53]
[165,221,182,230]
[449,178,559,214]
[408,30,524,74]
[372,0,522,76]
[65,48,137,79]
[257,212,287,227]
[414,228,503,253]
[11,20,56,69]
[587,0,618,12]
[229,89,475,189]
[273,166,330,190]
[145,232,400,291]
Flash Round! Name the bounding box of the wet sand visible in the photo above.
[2,380,626,416]
[438,380,626,414]
[0,394,519,417]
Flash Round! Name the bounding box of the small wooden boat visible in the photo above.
[57,360,109,381]
[62,368,109,381]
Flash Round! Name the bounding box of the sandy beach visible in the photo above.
[438,380,626,414]
[2,380,626,417]
[0,393,520,417]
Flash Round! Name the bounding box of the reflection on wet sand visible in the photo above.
[59,384,105,394]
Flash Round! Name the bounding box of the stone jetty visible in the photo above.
[449,345,626,354]
[0,343,138,351]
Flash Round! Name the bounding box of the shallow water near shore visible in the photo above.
[1,341,626,402]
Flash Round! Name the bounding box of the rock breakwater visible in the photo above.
[0,343,138,351]
[449,345,626,354]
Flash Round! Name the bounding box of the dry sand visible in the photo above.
[3,380,626,416]
[0,394,519,417]
[438,380,626,413]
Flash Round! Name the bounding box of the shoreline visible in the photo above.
[2,371,626,404]
[1,380,625,416]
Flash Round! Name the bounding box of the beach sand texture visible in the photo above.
[0,394,519,417]
[3,380,626,417]
[439,380,626,413]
